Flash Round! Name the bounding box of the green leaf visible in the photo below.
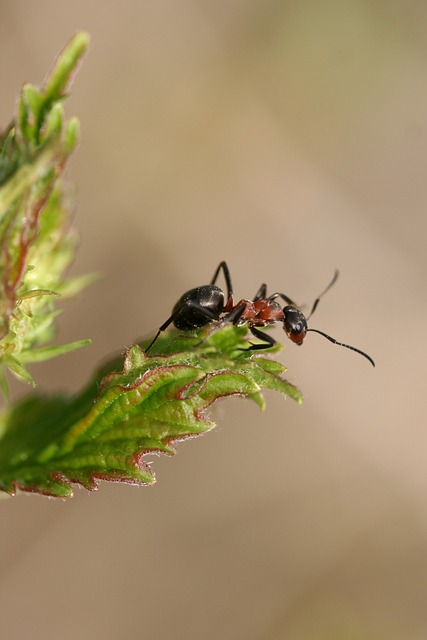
[19,339,92,363]
[43,32,90,106]
[44,103,64,139]
[2,354,35,387]
[0,326,302,498]
[17,289,61,301]
[22,85,43,117]
[63,117,80,153]
[55,272,101,298]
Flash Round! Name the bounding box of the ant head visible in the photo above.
[282,306,308,345]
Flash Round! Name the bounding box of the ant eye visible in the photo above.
[292,322,303,334]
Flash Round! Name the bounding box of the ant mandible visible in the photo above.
[145,261,375,367]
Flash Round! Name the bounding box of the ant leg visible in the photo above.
[239,326,277,351]
[210,261,233,299]
[267,291,298,306]
[196,302,247,345]
[224,302,247,325]
[253,283,267,301]
[267,270,339,315]
[145,314,177,353]
[145,301,219,353]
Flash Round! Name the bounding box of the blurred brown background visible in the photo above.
[1,2,427,639]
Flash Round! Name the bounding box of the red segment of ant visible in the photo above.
[145,261,375,367]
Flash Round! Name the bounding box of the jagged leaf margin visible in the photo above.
[0,326,301,497]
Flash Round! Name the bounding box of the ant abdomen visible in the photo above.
[172,285,225,330]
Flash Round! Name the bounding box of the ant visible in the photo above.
[145,261,375,367]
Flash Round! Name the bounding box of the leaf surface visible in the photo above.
[0,326,301,497]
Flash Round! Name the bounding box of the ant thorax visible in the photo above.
[234,298,284,327]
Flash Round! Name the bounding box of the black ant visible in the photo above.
[145,261,375,366]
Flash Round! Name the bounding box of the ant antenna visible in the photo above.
[306,328,375,367]
[307,269,339,320]
[305,269,375,366]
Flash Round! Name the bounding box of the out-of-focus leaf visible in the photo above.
[0,32,90,395]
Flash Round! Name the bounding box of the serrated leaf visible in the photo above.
[0,326,302,498]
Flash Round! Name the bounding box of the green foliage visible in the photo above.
[0,33,302,499]
[0,32,91,394]
[0,326,302,497]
